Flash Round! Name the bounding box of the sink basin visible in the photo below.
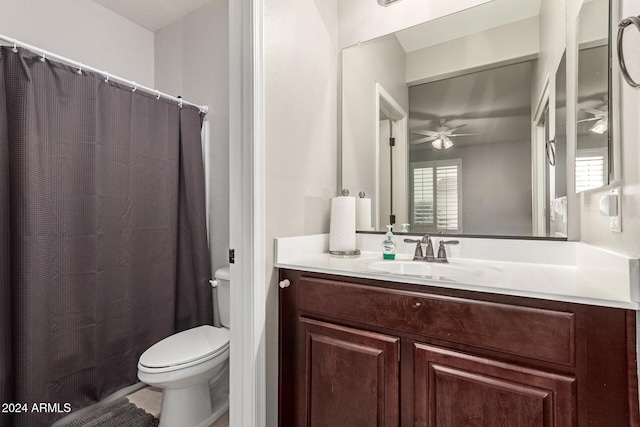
[367,260,498,279]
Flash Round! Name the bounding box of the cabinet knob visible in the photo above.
[279,279,291,289]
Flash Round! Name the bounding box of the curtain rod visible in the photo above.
[0,33,209,115]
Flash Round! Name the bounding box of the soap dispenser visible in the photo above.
[382,225,396,260]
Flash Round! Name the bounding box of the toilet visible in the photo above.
[137,267,231,427]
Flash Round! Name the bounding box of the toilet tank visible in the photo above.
[214,267,230,328]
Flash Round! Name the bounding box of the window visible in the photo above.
[410,159,461,232]
[575,148,607,192]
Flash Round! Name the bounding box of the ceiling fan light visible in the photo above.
[442,136,454,149]
[432,138,443,149]
[589,118,608,134]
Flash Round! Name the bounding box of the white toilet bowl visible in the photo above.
[138,267,232,427]
[137,325,230,427]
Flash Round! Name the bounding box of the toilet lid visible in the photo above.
[139,325,230,369]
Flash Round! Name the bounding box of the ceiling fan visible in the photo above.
[578,95,608,134]
[410,118,479,149]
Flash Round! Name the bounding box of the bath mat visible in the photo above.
[58,397,159,427]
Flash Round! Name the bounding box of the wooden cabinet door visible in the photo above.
[298,318,400,427]
[413,343,576,427]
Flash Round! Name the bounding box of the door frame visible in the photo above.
[532,75,551,237]
[375,82,408,230]
[229,0,266,426]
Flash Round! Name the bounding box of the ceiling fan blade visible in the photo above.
[410,129,439,136]
[447,124,467,134]
[411,135,439,145]
[577,118,599,123]
[449,133,481,137]
[581,108,605,116]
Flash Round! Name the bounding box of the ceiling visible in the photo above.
[91,0,541,44]
[91,0,211,32]
[395,0,541,53]
[409,60,534,151]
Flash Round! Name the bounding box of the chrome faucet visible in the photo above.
[422,235,436,261]
[404,235,436,262]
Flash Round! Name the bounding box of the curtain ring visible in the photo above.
[12,39,18,53]
[132,82,137,93]
[40,49,46,62]
[178,99,183,109]
[156,90,161,100]
[77,64,83,75]
[104,73,110,83]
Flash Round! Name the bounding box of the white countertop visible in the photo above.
[275,234,640,309]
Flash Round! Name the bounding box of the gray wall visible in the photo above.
[155,0,230,275]
[411,140,532,236]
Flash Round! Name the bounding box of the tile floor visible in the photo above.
[127,386,229,427]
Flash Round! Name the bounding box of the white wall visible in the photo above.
[342,34,408,228]
[264,0,339,425]
[579,0,640,256]
[155,0,231,274]
[338,0,491,49]
[578,0,609,44]
[0,0,154,87]
[406,17,539,84]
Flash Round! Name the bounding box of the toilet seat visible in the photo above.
[138,325,230,373]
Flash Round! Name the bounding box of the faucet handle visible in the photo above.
[404,238,424,260]
[440,240,460,245]
[436,240,459,263]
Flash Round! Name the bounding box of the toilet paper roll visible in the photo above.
[356,197,372,231]
[329,196,356,252]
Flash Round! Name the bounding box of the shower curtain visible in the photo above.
[0,47,212,427]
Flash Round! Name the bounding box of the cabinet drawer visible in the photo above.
[298,276,575,365]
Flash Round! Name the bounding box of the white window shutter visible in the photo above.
[411,160,461,232]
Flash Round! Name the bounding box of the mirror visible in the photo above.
[341,0,611,237]
[408,60,534,236]
[575,0,610,192]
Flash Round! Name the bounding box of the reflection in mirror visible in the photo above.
[341,0,609,238]
[409,61,534,235]
[341,0,577,238]
[576,0,610,192]
[552,52,568,237]
[378,84,408,229]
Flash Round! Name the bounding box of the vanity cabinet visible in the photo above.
[278,269,639,427]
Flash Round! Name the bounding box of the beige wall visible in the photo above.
[155,0,231,274]
[342,34,407,228]
[265,0,339,424]
[406,17,539,84]
[0,0,155,87]
[579,0,640,256]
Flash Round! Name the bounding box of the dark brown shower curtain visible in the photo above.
[0,47,212,427]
